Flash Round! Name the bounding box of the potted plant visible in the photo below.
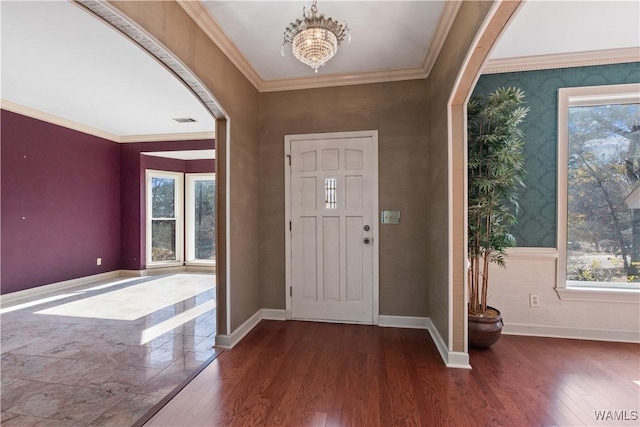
[467,86,529,348]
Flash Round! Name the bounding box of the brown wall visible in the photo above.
[110,1,260,333]
[425,0,520,351]
[260,80,430,317]
[109,0,518,348]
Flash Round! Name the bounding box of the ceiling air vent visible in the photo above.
[172,117,197,123]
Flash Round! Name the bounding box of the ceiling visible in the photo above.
[1,1,638,143]
[201,1,448,81]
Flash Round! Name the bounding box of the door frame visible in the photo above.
[284,130,380,324]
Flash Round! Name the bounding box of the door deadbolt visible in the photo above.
[364,225,370,231]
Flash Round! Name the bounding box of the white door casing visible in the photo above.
[285,131,379,324]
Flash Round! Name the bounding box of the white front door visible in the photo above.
[286,131,378,324]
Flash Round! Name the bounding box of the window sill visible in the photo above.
[556,287,640,304]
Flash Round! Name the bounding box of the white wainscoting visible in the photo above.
[489,248,640,343]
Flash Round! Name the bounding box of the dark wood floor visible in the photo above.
[145,320,639,427]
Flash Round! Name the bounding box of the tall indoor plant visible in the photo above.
[467,86,529,348]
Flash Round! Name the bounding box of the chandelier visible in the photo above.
[281,0,350,73]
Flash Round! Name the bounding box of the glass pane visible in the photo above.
[152,177,175,218]
[325,178,337,209]
[194,180,215,260]
[566,102,640,284]
[151,220,176,261]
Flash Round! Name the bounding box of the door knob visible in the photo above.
[363,237,371,244]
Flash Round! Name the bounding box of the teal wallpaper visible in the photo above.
[473,62,640,247]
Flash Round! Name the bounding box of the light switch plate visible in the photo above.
[381,210,401,224]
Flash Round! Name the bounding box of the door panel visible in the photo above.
[289,134,377,323]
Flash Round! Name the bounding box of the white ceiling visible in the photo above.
[0,0,216,141]
[1,1,638,143]
[490,0,639,59]
[203,1,447,80]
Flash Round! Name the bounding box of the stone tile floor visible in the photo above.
[1,273,217,426]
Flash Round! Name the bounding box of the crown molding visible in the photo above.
[422,1,463,77]
[483,47,640,74]
[180,0,463,93]
[1,99,120,142]
[177,0,264,90]
[1,100,215,144]
[260,67,428,93]
[261,0,462,93]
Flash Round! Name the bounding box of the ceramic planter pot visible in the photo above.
[468,307,503,348]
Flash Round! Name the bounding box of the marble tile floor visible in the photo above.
[0,273,218,426]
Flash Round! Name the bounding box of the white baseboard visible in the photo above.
[1,268,216,307]
[214,334,231,348]
[1,270,122,306]
[122,265,215,277]
[378,316,471,368]
[425,318,471,369]
[378,315,429,329]
[211,311,474,368]
[214,309,263,349]
[503,323,640,343]
[261,309,287,320]
[214,309,286,349]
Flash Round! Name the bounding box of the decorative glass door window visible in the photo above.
[325,178,337,209]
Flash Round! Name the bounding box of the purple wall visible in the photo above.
[1,110,215,294]
[120,141,215,270]
[1,110,121,294]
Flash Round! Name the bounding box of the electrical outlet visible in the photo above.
[529,294,540,307]
[96,258,102,266]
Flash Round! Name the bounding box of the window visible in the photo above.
[146,170,183,266]
[186,174,215,264]
[325,178,337,209]
[557,83,640,300]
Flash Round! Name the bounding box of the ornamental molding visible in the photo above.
[483,47,640,75]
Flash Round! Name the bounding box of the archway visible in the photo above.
[77,0,230,337]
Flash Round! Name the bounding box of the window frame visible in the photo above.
[146,169,184,268]
[185,173,216,266]
[557,83,640,303]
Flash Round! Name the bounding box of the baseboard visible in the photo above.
[184,264,216,274]
[503,323,640,343]
[214,334,232,348]
[121,266,215,277]
[1,268,216,307]
[210,311,474,368]
[214,309,263,349]
[214,309,286,349]
[378,315,429,329]
[261,308,287,320]
[0,270,122,306]
[425,318,472,369]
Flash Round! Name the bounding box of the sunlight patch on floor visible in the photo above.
[36,274,212,321]
[0,278,142,314]
[140,299,216,344]
[1,293,77,314]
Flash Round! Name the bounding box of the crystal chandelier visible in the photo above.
[281,0,350,73]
